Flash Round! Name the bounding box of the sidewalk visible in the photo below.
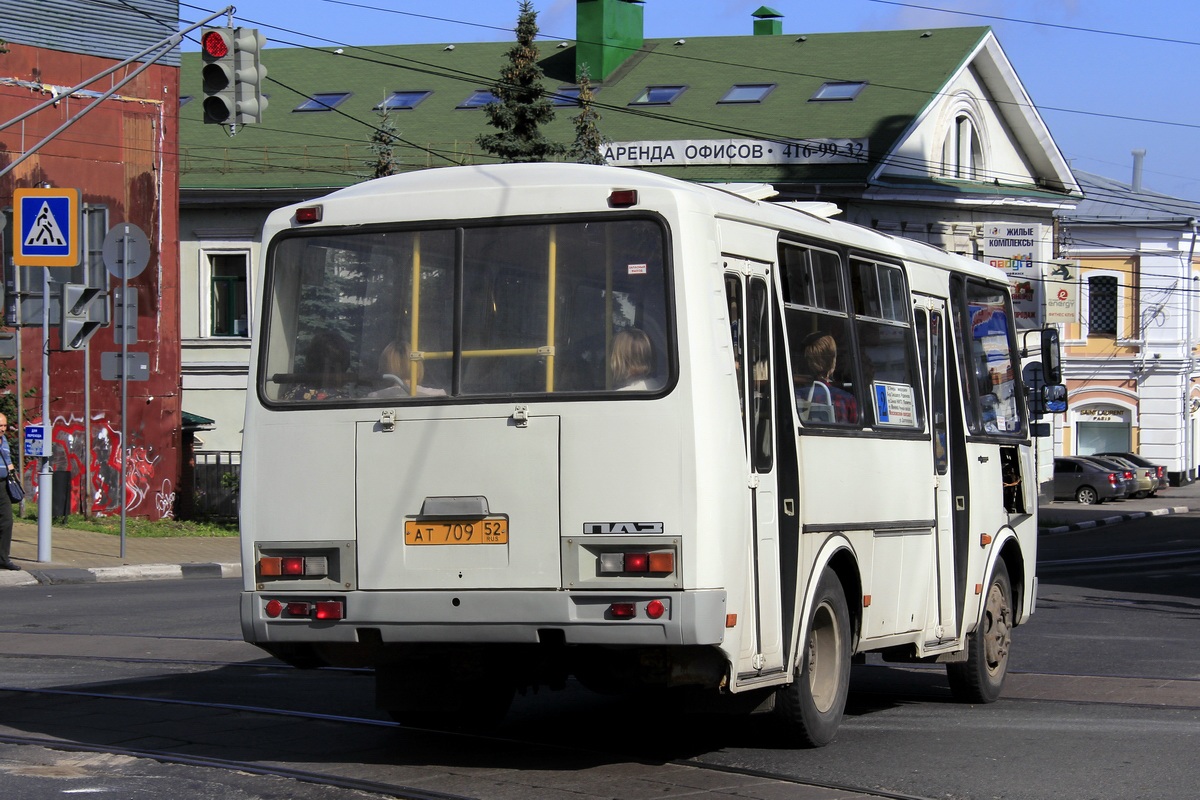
[1039,476,1200,534]
[0,518,240,587]
[2,477,1198,589]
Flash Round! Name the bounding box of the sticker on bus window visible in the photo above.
[628,263,648,275]
[872,381,917,427]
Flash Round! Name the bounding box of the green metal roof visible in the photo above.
[180,26,992,192]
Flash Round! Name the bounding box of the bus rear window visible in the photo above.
[260,218,671,403]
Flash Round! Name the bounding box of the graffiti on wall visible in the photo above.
[22,414,173,518]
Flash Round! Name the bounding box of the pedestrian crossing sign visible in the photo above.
[13,187,80,267]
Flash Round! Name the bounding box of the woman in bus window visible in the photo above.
[795,332,858,424]
[370,340,447,398]
[610,328,662,391]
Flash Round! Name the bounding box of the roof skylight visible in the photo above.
[630,85,687,105]
[458,89,499,108]
[810,81,867,102]
[294,92,352,112]
[719,84,776,104]
[376,90,432,111]
[551,86,602,107]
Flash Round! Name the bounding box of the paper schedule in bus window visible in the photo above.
[871,381,917,427]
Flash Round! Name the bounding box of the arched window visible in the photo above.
[940,113,984,180]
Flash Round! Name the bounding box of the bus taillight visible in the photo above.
[597,550,674,575]
[608,189,638,207]
[296,205,323,223]
[258,555,329,579]
[315,601,344,620]
[263,599,344,621]
[609,603,637,619]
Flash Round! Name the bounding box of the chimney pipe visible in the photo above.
[1131,148,1146,193]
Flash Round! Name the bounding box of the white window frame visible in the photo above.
[199,247,253,340]
[937,94,989,181]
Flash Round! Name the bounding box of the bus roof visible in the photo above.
[268,163,1010,285]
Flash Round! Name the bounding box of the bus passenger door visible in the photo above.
[916,299,959,640]
[725,262,785,677]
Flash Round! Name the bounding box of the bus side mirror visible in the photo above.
[1041,327,1062,384]
[1043,383,1068,414]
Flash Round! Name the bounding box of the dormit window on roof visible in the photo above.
[629,85,687,105]
[719,84,777,104]
[294,92,352,112]
[810,81,867,101]
[376,90,432,111]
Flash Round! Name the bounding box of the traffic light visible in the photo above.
[200,27,268,125]
[201,27,237,124]
[233,28,268,124]
[60,283,102,351]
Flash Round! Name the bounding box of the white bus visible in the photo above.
[240,164,1053,746]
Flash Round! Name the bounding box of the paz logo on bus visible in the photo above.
[583,522,664,534]
[13,187,81,267]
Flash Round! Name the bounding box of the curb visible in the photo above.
[1038,505,1192,535]
[0,562,242,587]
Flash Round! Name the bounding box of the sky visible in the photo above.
[177,0,1200,202]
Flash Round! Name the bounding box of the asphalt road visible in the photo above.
[0,509,1198,799]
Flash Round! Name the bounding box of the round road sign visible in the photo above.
[102,223,151,279]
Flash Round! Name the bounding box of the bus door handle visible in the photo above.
[512,405,530,428]
[379,409,396,432]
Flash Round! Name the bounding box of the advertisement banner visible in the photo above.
[1044,259,1080,324]
[983,222,1045,329]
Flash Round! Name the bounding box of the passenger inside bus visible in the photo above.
[794,332,858,424]
[281,330,353,401]
[369,340,447,398]
[610,328,662,391]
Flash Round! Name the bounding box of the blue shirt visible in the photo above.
[0,436,11,479]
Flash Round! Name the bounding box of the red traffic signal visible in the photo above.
[202,29,230,59]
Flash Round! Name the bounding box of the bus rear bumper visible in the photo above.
[240,588,728,648]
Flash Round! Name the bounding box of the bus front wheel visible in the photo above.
[775,569,851,747]
[947,559,1012,704]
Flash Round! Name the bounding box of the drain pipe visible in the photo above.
[1186,218,1199,481]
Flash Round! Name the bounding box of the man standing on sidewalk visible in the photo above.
[0,413,18,570]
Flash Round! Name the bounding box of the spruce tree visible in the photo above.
[367,109,399,179]
[477,1,565,163]
[568,64,606,165]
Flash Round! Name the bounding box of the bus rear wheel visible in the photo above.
[775,569,851,747]
[947,559,1012,704]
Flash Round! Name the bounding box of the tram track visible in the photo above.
[0,676,936,800]
[0,633,1196,799]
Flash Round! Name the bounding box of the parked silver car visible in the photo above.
[1053,456,1130,504]
[1093,454,1157,498]
[1094,451,1168,492]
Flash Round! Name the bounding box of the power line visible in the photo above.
[866,0,1200,48]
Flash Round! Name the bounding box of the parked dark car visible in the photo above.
[1094,451,1168,491]
[1053,456,1130,504]
[1076,456,1138,499]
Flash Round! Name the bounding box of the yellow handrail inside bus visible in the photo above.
[546,226,557,391]
[408,233,422,397]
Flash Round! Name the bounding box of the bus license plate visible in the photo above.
[404,519,509,545]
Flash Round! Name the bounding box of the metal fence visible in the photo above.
[189,450,241,522]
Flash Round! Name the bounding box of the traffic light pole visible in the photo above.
[37,267,52,561]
